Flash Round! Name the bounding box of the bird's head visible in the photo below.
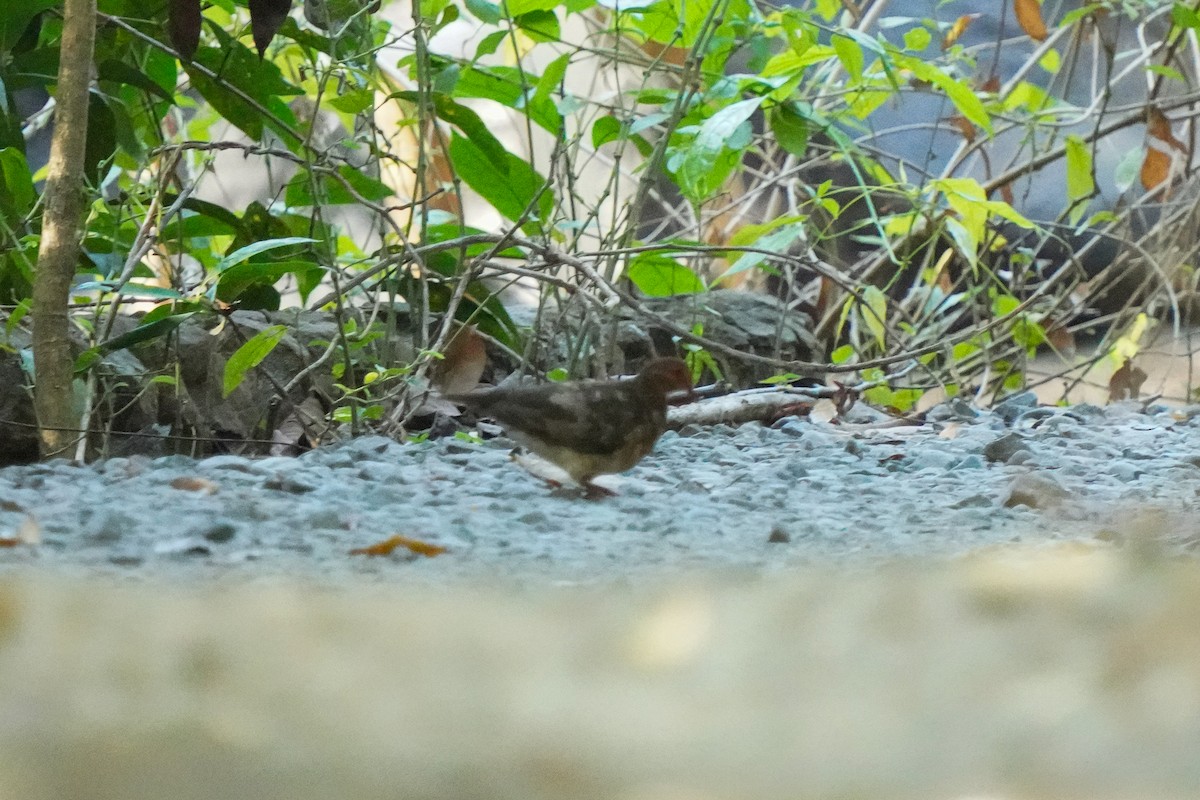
[637,357,694,401]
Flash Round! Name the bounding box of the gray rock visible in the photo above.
[1003,472,1071,509]
[984,432,1031,463]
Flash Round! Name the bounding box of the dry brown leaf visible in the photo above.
[350,534,448,558]
[942,14,979,49]
[1014,0,1048,41]
[170,476,219,495]
[980,75,1001,94]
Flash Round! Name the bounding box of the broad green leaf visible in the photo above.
[285,164,394,206]
[0,147,34,220]
[0,0,56,51]
[466,0,502,23]
[591,115,622,148]
[97,59,174,103]
[217,260,323,302]
[216,237,316,272]
[768,104,809,157]
[516,9,559,42]
[98,312,198,354]
[718,222,805,284]
[504,0,558,13]
[860,285,887,350]
[831,34,862,82]
[627,254,706,296]
[904,27,931,51]
[185,30,301,143]
[906,59,992,134]
[328,88,375,114]
[672,97,763,205]
[224,324,288,397]
[448,133,554,228]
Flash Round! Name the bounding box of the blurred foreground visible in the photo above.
[2,543,1198,800]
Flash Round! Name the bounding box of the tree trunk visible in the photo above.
[32,0,96,459]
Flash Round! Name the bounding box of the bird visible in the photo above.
[447,357,694,496]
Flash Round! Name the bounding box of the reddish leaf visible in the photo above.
[248,0,292,57]
[1014,0,1048,41]
[170,476,219,494]
[168,0,202,59]
[350,534,448,557]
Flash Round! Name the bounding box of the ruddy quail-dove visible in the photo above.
[448,357,693,494]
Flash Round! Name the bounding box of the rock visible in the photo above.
[984,433,1031,464]
[1003,472,1070,509]
[992,391,1039,424]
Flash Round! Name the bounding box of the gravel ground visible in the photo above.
[2,393,1199,582]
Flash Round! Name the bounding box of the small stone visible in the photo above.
[925,398,979,423]
[951,493,994,508]
[201,523,238,543]
[263,475,318,494]
[992,391,1038,424]
[767,526,791,544]
[984,432,1031,463]
[775,419,808,437]
[1003,472,1070,509]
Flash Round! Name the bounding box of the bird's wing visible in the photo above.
[460,383,654,456]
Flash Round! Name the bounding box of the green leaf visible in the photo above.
[903,27,931,52]
[216,237,316,272]
[831,34,862,82]
[328,88,375,114]
[504,0,559,14]
[0,0,56,52]
[515,9,559,42]
[1064,134,1094,224]
[0,147,34,221]
[672,96,763,205]
[466,0,502,23]
[285,164,394,206]
[860,285,887,350]
[185,31,301,143]
[217,260,323,302]
[591,115,622,148]
[717,223,805,284]
[906,58,992,134]
[224,324,287,397]
[448,133,553,228]
[768,104,809,158]
[98,312,198,354]
[97,59,174,103]
[627,254,706,296]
